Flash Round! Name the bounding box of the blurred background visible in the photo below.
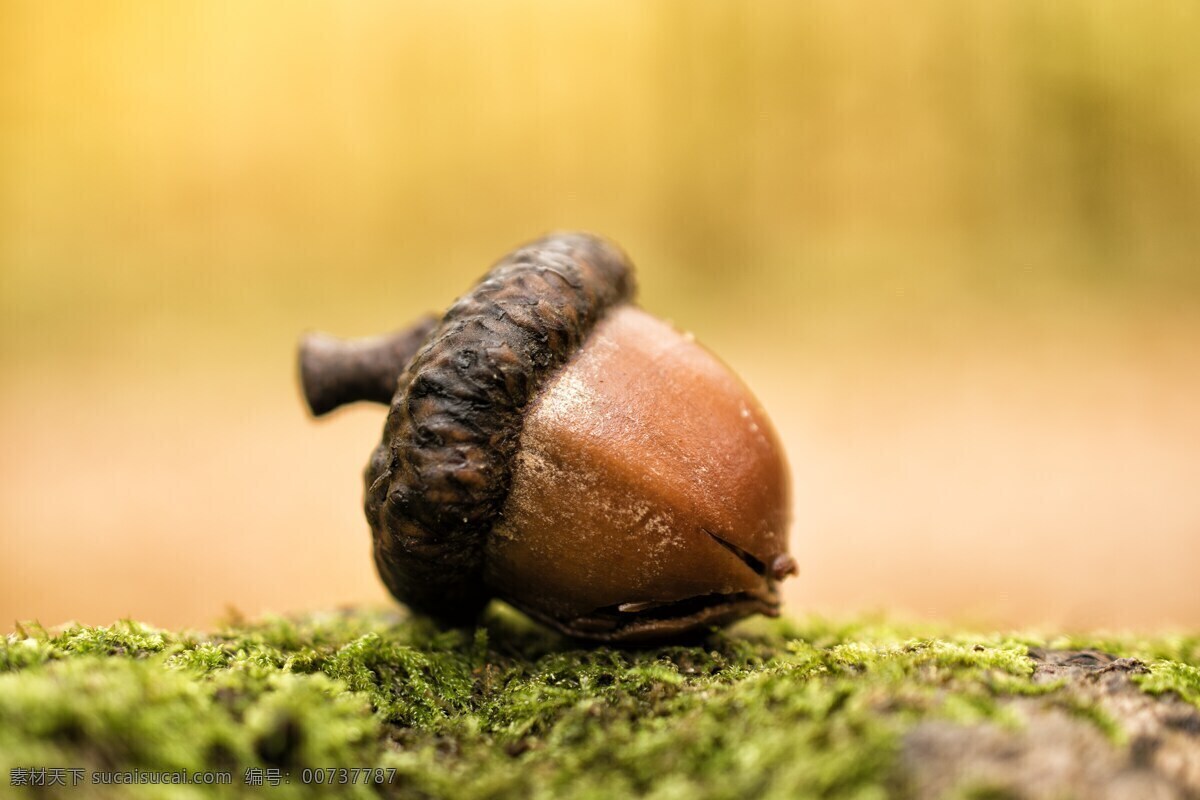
[2,1,1197,633]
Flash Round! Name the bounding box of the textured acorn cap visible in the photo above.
[364,233,636,623]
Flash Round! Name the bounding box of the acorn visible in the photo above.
[298,233,794,643]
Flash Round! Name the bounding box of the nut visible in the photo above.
[298,232,795,643]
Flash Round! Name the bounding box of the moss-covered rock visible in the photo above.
[1,608,1198,799]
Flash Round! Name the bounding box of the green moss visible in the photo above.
[1135,660,1200,707]
[0,608,1196,799]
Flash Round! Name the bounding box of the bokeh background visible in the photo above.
[3,2,1198,633]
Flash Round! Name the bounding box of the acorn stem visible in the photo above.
[298,315,438,417]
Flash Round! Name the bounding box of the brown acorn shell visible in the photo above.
[485,305,792,643]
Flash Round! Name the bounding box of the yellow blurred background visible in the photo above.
[2,2,1198,633]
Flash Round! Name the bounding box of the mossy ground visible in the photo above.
[2,608,1198,800]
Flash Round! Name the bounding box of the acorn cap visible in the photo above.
[363,233,636,623]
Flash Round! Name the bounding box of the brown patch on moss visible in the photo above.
[897,649,1200,799]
